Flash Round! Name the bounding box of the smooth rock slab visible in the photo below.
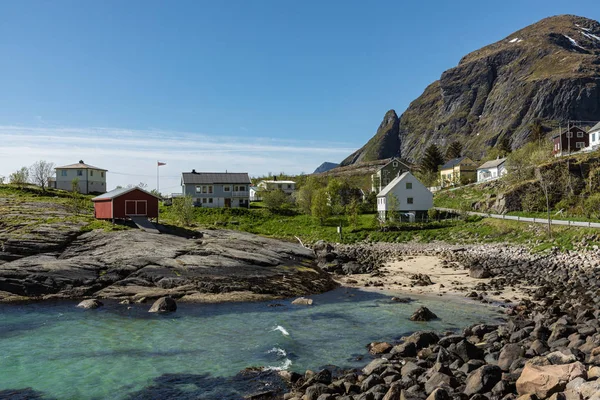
[148,297,177,313]
[292,297,313,305]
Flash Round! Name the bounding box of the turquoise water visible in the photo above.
[0,288,501,399]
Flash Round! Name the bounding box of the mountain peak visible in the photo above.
[342,15,600,166]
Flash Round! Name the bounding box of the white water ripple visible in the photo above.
[267,347,287,357]
[270,325,290,336]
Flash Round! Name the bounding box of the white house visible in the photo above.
[476,158,507,183]
[588,122,600,151]
[54,160,107,194]
[376,172,433,221]
[249,186,261,202]
[257,179,296,194]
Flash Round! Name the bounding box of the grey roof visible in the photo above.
[590,121,600,132]
[377,157,410,172]
[55,160,107,171]
[92,186,161,201]
[440,157,468,170]
[477,158,507,170]
[181,172,251,185]
[377,171,411,197]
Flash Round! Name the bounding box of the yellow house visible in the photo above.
[439,157,477,187]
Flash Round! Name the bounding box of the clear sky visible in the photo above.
[0,0,598,192]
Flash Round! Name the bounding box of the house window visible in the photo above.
[202,198,207,204]
[393,162,398,167]
[90,170,94,177]
[101,172,104,178]
[287,184,292,189]
[61,170,67,177]
[577,131,584,138]
[196,186,202,193]
[278,184,282,189]
[77,170,83,176]
[224,185,231,192]
[576,142,585,149]
[209,198,213,203]
[593,133,596,143]
[407,197,414,204]
[406,182,412,189]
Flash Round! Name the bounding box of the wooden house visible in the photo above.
[92,187,160,221]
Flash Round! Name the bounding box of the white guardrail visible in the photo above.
[434,207,600,229]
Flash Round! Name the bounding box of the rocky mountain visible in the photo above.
[313,162,340,174]
[342,15,600,165]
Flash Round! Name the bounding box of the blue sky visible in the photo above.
[0,1,598,192]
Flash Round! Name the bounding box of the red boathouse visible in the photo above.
[92,187,160,221]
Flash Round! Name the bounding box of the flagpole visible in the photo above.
[157,161,159,194]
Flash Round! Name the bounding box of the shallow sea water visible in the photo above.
[0,288,502,399]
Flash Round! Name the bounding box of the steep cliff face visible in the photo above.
[345,15,600,165]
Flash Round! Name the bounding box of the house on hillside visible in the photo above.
[552,125,589,156]
[257,179,296,194]
[377,172,433,222]
[92,187,160,222]
[54,160,107,194]
[439,157,477,187]
[371,158,410,193]
[181,170,251,208]
[588,122,600,151]
[477,158,507,183]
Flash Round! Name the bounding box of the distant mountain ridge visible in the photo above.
[342,14,600,166]
[313,162,339,174]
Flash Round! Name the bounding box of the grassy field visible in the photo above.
[3,183,599,252]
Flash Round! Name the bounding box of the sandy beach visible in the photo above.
[336,255,530,304]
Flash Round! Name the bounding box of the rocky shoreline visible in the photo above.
[280,242,600,400]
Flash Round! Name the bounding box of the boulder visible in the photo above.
[405,331,440,349]
[77,299,103,309]
[369,342,393,355]
[463,365,502,395]
[516,362,587,398]
[391,341,417,357]
[498,344,525,371]
[424,372,458,394]
[426,388,450,400]
[470,266,491,279]
[148,297,177,313]
[410,307,438,322]
[292,297,314,306]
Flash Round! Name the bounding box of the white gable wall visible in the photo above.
[377,173,433,220]
[590,129,600,150]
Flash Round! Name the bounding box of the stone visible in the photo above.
[364,358,390,376]
[410,307,438,322]
[470,266,491,279]
[516,362,587,398]
[405,331,440,349]
[148,297,177,313]
[546,351,577,365]
[370,342,393,355]
[454,340,484,362]
[76,299,103,309]
[292,297,313,305]
[391,342,417,358]
[426,388,450,400]
[424,372,458,394]
[303,384,331,400]
[498,344,525,371]
[464,365,503,395]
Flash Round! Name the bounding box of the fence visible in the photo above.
[434,207,600,229]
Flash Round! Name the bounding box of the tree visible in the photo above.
[445,141,463,160]
[326,178,345,217]
[386,193,400,222]
[172,195,195,226]
[68,178,86,214]
[529,119,545,144]
[295,176,321,215]
[9,167,29,189]
[347,197,360,229]
[420,144,445,174]
[311,188,330,225]
[262,189,290,212]
[150,189,162,198]
[535,167,554,237]
[497,136,512,156]
[29,160,55,192]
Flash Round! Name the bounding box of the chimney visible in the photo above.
[79,160,84,164]
[192,169,196,174]
[273,176,277,181]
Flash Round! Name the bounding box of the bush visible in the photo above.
[521,189,546,212]
[172,196,195,226]
[261,189,291,212]
[584,194,600,219]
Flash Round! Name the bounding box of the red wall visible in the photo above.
[112,189,159,219]
[93,199,112,219]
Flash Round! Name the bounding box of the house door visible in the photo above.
[125,200,147,215]
[224,198,231,208]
